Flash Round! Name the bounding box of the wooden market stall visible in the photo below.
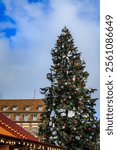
[0,112,65,150]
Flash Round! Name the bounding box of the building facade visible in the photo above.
[0,99,45,137]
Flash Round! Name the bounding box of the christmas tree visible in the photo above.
[39,27,99,150]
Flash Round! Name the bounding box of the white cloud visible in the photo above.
[0,0,99,116]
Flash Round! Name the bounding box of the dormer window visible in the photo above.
[13,106,18,111]
[25,106,31,111]
[38,106,43,111]
[2,106,8,111]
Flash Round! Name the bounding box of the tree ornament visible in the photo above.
[77,112,80,115]
[54,80,58,84]
[54,141,59,146]
[50,117,52,120]
[49,121,52,126]
[79,97,82,101]
[49,136,53,140]
[75,136,80,140]
[72,76,75,81]
[68,96,71,99]
[50,110,55,117]
[89,88,92,92]
[62,30,66,35]
[61,112,66,117]
[62,125,65,129]
[58,108,65,112]
[52,131,57,135]
[76,88,79,91]
[66,71,69,74]
[63,55,66,58]
[39,27,99,149]
[73,128,76,131]
[90,118,93,121]
[62,45,64,48]
[56,127,59,131]
[50,127,53,131]
[89,136,93,139]
[83,114,88,118]
[68,111,75,118]
[53,103,55,106]
[52,123,55,128]
[68,53,72,57]
[68,39,71,42]
[73,107,75,110]
[61,85,64,89]
[53,136,58,139]
[73,55,76,58]
[54,49,57,53]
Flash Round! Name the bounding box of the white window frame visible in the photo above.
[16,114,20,121]
[33,113,37,121]
[2,106,8,111]
[38,106,43,111]
[24,114,28,121]
[13,106,18,111]
[25,106,31,111]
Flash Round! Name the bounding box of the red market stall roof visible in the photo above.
[0,112,65,150]
[0,112,38,142]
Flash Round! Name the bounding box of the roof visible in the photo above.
[0,112,39,142]
[0,99,45,112]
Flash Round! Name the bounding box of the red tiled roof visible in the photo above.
[0,112,38,142]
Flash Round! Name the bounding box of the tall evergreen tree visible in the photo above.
[39,27,99,150]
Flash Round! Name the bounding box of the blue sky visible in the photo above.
[0,0,100,117]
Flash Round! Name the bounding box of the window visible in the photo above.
[25,106,31,111]
[13,106,18,111]
[38,106,43,111]
[16,114,20,121]
[24,114,28,121]
[2,106,8,111]
[33,113,37,121]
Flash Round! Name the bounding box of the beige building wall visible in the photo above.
[0,99,45,137]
